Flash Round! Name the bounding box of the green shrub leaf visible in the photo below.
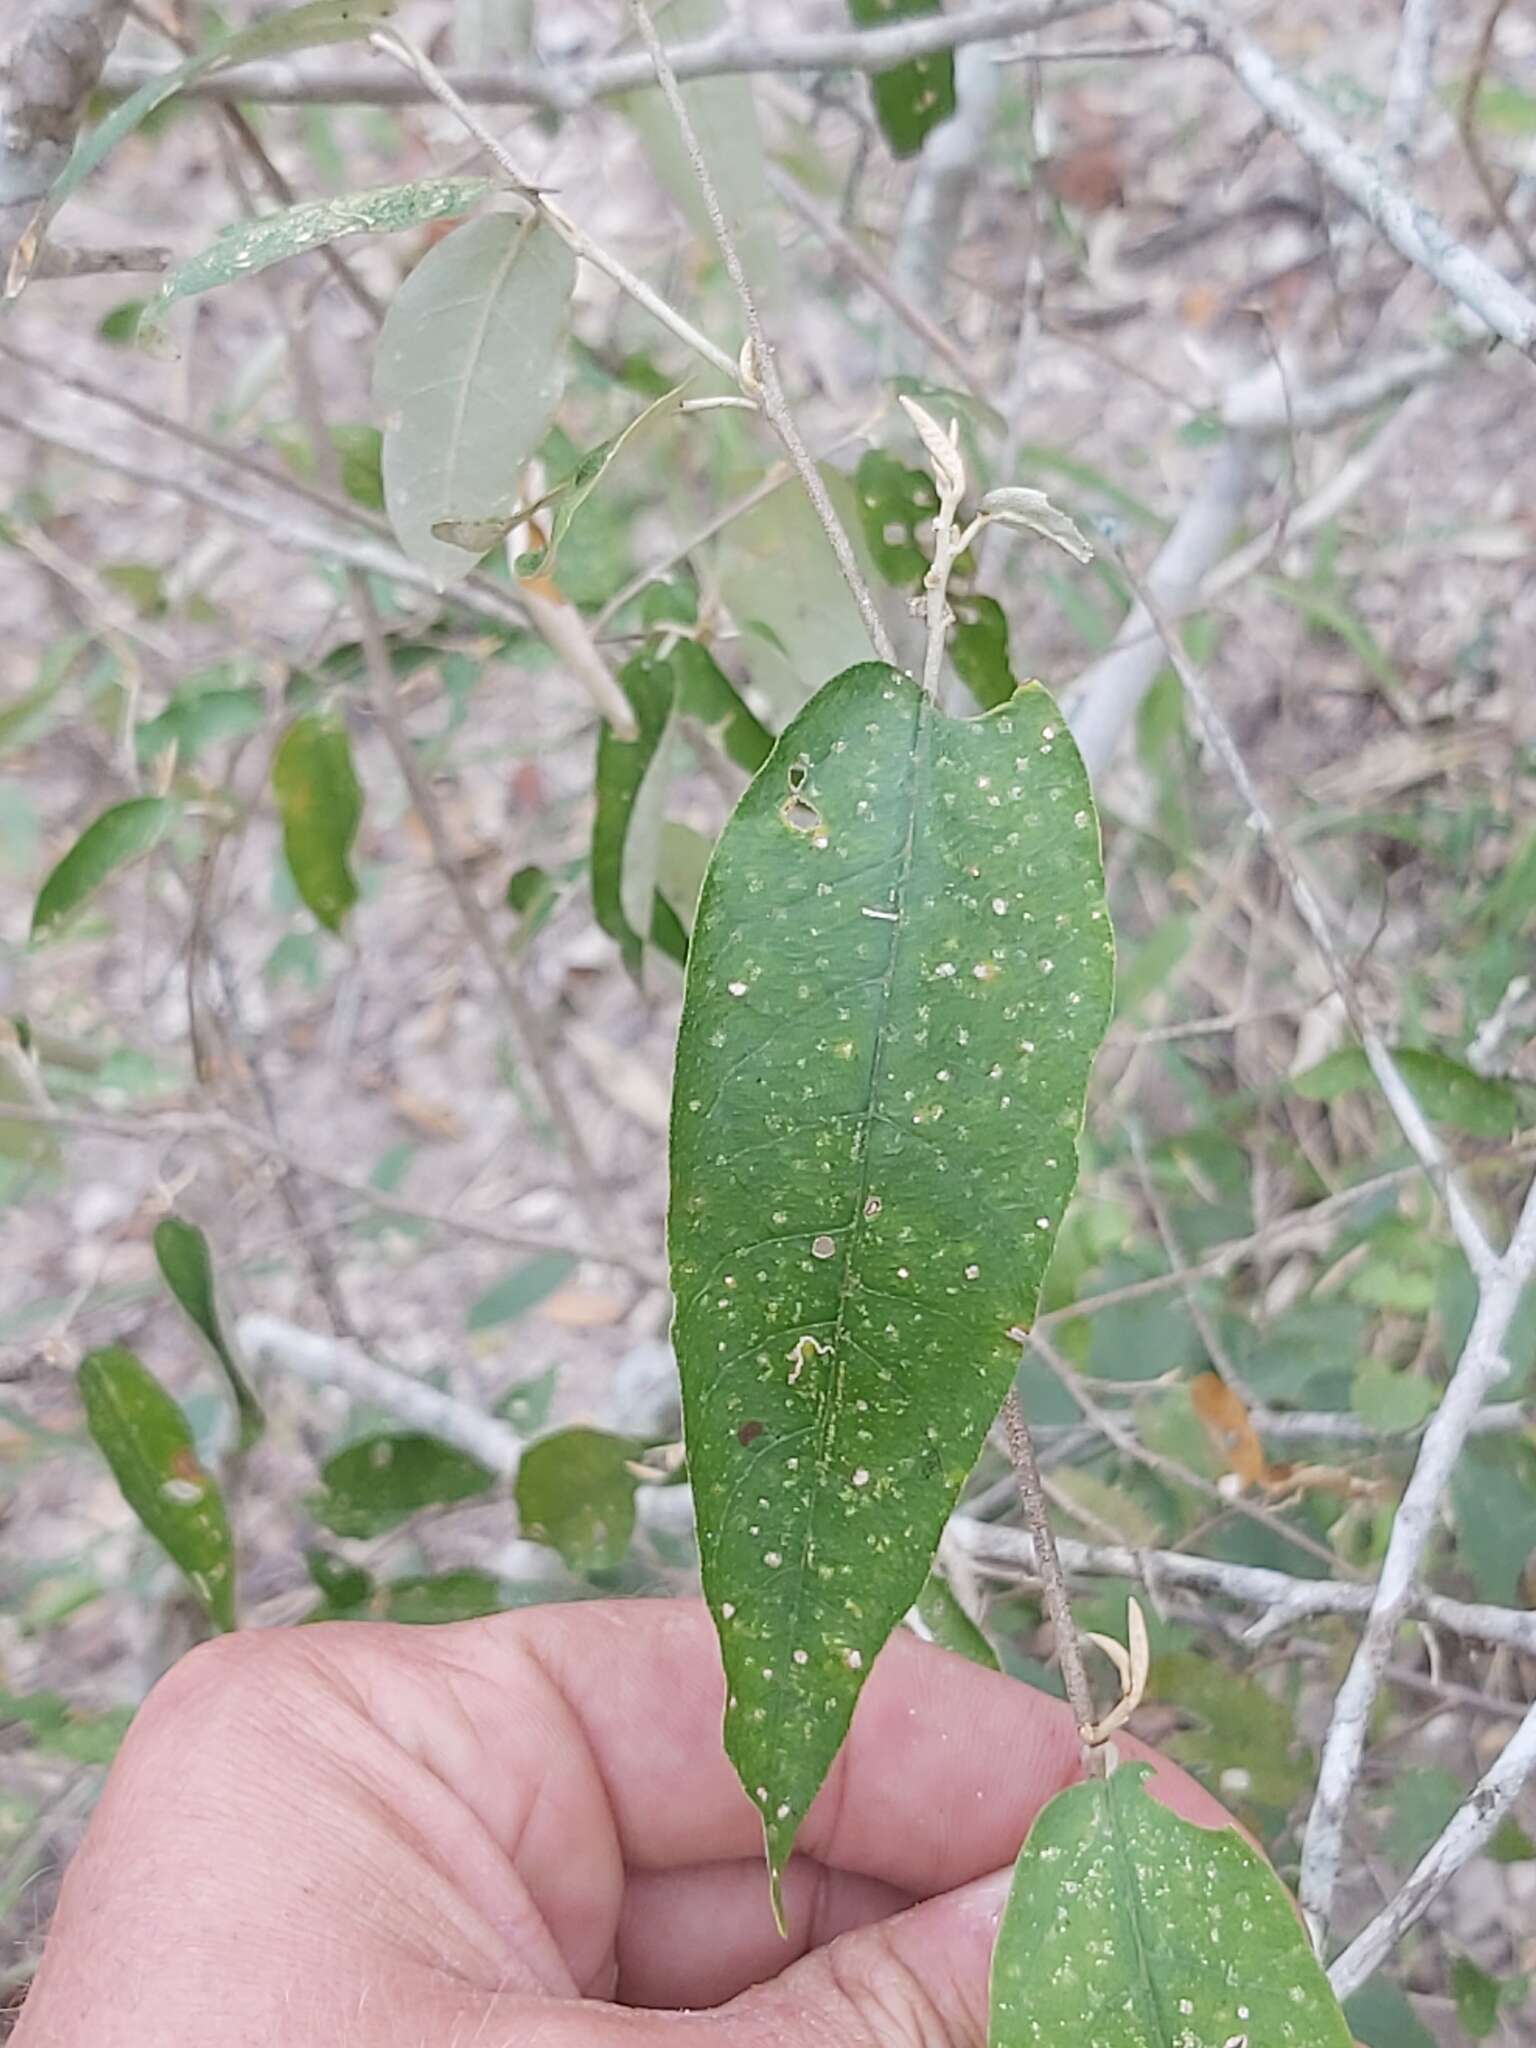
[31,797,174,939]
[273,713,362,934]
[593,652,681,980]
[375,210,574,586]
[467,1251,577,1333]
[671,662,1112,1904]
[142,177,490,339]
[313,1431,497,1537]
[153,1218,264,1450]
[78,1347,237,1631]
[852,448,938,585]
[1293,1045,1518,1138]
[673,640,774,773]
[515,1427,641,1572]
[951,594,1018,710]
[848,0,957,156]
[989,1762,1353,2047]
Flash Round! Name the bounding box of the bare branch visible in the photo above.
[1329,1692,1536,1999]
[891,41,1001,347]
[100,1,1110,109]
[1383,0,1443,174]
[239,1314,524,1477]
[0,0,129,272]
[1159,0,1536,357]
[627,0,895,667]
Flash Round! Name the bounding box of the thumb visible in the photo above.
[719,1865,1013,2048]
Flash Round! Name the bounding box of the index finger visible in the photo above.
[441,1597,1229,1896]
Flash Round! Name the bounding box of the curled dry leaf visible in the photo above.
[980,485,1094,564]
[898,394,966,504]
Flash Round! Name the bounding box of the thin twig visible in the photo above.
[1383,0,1442,174]
[627,0,896,668]
[1159,0,1536,357]
[1327,1692,1536,1998]
[369,28,740,386]
[100,1,1112,108]
[1001,1387,1098,1743]
[1457,0,1536,282]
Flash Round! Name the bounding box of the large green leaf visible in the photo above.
[141,176,490,337]
[515,1427,642,1572]
[374,210,574,587]
[153,1218,264,1450]
[272,713,362,934]
[990,1762,1354,2047]
[593,652,681,980]
[29,1,395,268]
[30,797,174,938]
[848,0,957,157]
[78,1348,237,1632]
[671,662,1112,1900]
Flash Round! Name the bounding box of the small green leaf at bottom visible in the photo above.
[989,1761,1352,2048]
[79,1347,237,1631]
[273,713,362,933]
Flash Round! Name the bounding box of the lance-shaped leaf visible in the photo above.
[153,1218,264,1450]
[512,387,683,577]
[273,712,362,933]
[375,210,575,587]
[847,0,956,157]
[79,1347,237,1632]
[673,640,774,774]
[989,1762,1353,2047]
[670,662,1112,1906]
[140,176,490,339]
[593,652,681,980]
[18,0,395,286]
[31,796,174,939]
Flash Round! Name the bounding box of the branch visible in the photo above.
[1383,0,1443,174]
[0,0,129,273]
[1301,1174,1536,1934]
[627,0,895,667]
[238,1314,524,1477]
[1328,1693,1536,2000]
[1160,0,1536,358]
[99,1,1110,109]
[891,40,1002,350]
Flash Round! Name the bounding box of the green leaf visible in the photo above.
[306,1548,372,1614]
[509,387,683,576]
[989,1762,1353,2048]
[716,484,873,716]
[78,1347,237,1631]
[137,683,265,763]
[1451,1956,1505,2039]
[1491,1814,1536,1862]
[0,1686,133,1766]
[593,652,681,979]
[673,640,774,773]
[466,1251,577,1332]
[515,1426,640,1572]
[1381,1766,1462,1866]
[30,797,173,939]
[153,1218,264,1450]
[375,210,575,587]
[494,1363,559,1433]
[272,712,362,933]
[848,0,956,157]
[1350,1357,1435,1434]
[912,1572,999,1669]
[1476,824,1536,933]
[1344,1978,1436,2048]
[381,1569,506,1623]
[950,594,1018,710]
[142,177,490,338]
[1293,1045,1518,1137]
[35,1,396,257]
[1450,1439,1536,1604]
[671,663,1112,1900]
[1144,1650,1313,1818]
[852,449,937,585]
[313,1431,497,1537]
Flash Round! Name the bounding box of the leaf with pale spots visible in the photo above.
[273,713,362,934]
[989,1761,1354,2048]
[847,0,957,158]
[670,661,1112,1913]
[78,1347,237,1632]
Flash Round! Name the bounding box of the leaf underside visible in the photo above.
[670,662,1112,1901]
[989,1763,1354,2047]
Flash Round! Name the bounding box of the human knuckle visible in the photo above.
[816,1923,968,2048]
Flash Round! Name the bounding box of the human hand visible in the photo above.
[16,1599,1230,2047]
